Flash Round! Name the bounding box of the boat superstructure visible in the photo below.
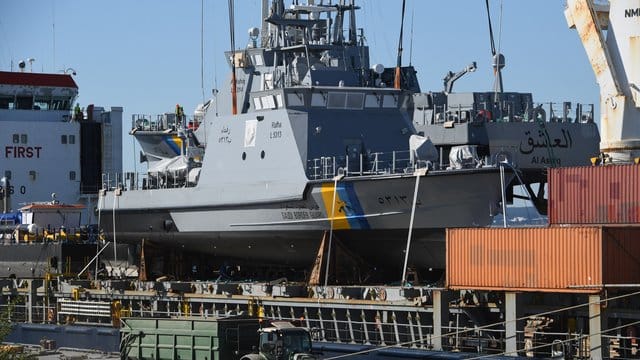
[0,69,123,225]
[413,89,601,213]
[101,0,509,280]
[0,68,125,279]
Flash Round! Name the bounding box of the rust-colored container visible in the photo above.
[548,164,640,225]
[446,227,640,293]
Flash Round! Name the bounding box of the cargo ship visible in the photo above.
[0,67,125,278]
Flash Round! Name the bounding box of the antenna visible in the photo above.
[201,0,205,104]
[52,0,56,72]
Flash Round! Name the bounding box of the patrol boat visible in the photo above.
[101,1,510,278]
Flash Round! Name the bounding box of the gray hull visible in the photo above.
[102,168,503,271]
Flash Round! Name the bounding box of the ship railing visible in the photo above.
[102,170,200,192]
[434,101,595,125]
[1,225,95,244]
[307,150,414,180]
[131,113,202,132]
[544,102,595,123]
[522,330,592,358]
[306,316,438,348]
[0,299,57,325]
[605,333,639,359]
[247,312,510,352]
[0,299,112,327]
[0,301,28,323]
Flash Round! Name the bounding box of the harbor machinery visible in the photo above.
[566,0,640,163]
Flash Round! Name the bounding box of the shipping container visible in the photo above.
[120,316,260,360]
[548,164,640,225]
[446,227,640,293]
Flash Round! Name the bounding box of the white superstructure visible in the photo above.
[0,70,122,224]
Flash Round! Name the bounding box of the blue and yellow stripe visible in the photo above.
[320,182,369,230]
[163,135,183,156]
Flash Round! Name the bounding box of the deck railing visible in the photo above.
[131,113,202,132]
[101,170,200,192]
[434,101,595,125]
[307,150,427,180]
[101,149,432,192]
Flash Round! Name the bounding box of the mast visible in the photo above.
[348,0,357,44]
[334,1,345,44]
[394,0,406,89]
[261,0,269,48]
[228,0,238,115]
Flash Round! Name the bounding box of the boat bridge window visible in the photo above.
[12,134,19,144]
[61,135,67,144]
[231,51,248,68]
[69,171,76,180]
[311,93,326,107]
[69,135,75,144]
[253,94,282,110]
[327,92,364,110]
[287,93,305,107]
[33,96,51,110]
[262,73,274,90]
[16,96,33,110]
[346,93,364,109]
[251,53,264,66]
[51,97,72,110]
[21,134,27,144]
[382,95,398,108]
[0,95,69,110]
[0,96,13,109]
[38,96,74,110]
[365,94,380,108]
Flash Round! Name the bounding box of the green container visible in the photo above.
[121,317,260,360]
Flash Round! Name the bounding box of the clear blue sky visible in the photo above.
[1,1,599,169]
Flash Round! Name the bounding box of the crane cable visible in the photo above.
[484,0,496,57]
[325,290,640,359]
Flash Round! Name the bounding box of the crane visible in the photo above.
[565,0,640,163]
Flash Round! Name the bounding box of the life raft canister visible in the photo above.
[476,109,493,121]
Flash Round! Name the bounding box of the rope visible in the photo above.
[465,319,640,360]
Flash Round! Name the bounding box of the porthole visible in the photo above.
[242,152,247,160]
[260,150,265,159]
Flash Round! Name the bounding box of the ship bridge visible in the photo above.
[0,71,78,115]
